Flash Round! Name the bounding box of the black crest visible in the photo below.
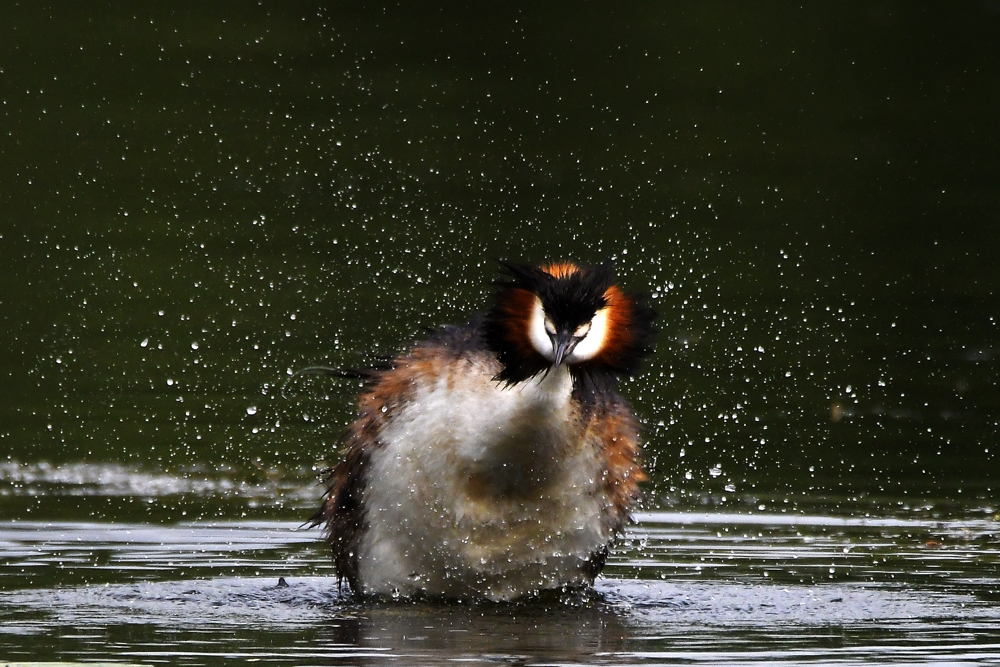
[502,261,614,329]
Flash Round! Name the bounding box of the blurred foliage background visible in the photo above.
[1,2,997,521]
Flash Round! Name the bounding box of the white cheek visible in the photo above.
[566,308,609,363]
[529,297,555,360]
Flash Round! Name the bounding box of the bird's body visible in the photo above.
[314,261,655,600]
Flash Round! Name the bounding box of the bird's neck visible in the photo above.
[513,363,573,407]
[460,362,575,498]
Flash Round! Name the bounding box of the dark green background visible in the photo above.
[2,2,997,520]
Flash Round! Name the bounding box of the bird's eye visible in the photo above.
[574,322,592,338]
[544,317,557,336]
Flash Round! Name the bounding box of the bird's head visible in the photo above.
[484,260,656,388]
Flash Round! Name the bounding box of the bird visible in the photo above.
[311,260,656,600]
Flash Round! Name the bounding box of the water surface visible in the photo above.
[2,501,998,665]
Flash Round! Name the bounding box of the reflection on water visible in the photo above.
[1,511,997,665]
[0,460,312,500]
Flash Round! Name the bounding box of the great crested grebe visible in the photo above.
[312,260,656,600]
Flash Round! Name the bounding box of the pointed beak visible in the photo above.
[552,330,575,367]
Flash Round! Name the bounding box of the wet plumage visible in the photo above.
[312,261,656,600]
